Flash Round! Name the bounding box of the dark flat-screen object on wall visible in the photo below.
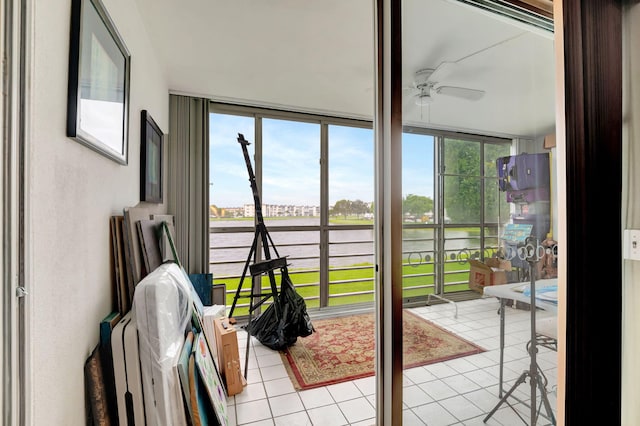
[141,110,163,203]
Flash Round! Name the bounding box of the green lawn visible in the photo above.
[216,258,471,315]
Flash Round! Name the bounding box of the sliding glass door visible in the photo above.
[399,0,556,424]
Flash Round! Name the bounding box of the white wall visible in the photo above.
[29,0,168,423]
[622,4,640,425]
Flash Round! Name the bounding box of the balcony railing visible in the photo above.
[210,223,503,316]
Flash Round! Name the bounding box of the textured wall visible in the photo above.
[30,0,168,423]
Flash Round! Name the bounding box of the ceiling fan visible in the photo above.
[407,32,531,107]
[409,62,486,106]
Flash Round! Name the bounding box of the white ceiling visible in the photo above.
[134,0,555,138]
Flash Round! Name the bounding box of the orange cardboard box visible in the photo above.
[213,317,246,396]
[468,259,508,294]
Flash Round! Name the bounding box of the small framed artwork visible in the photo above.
[140,110,163,203]
[66,0,130,165]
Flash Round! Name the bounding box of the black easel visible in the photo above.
[228,133,286,378]
[484,238,556,425]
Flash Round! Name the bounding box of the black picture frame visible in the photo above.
[140,110,163,203]
[67,0,130,165]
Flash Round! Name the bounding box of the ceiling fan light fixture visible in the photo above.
[414,68,435,87]
[415,92,433,106]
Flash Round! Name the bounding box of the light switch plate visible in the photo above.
[623,229,640,261]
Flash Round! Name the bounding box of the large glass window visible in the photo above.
[441,137,511,294]
[402,132,436,301]
[209,113,255,308]
[261,119,322,306]
[262,118,320,226]
[328,125,374,306]
[328,125,374,224]
[209,108,377,312]
[443,138,481,224]
[209,107,512,312]
[401,132,511,300]
[209,113,254,221]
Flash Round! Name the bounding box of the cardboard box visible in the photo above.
[468,259,508,294]
[544,133,556,149]
[484,257,512,272]
[213,317,246,396]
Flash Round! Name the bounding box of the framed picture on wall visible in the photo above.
[140,110,163,203]
[66,0,131,165]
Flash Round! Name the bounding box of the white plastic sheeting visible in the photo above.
[132,263,192,426]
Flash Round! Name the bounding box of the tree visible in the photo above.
[442,139,510,224]
[351,199,368,217]
[443,140,481,223]
[402,194,433,217]
[332,199,352,219]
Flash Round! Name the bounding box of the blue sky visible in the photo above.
[209,113,435,208]
[402,133,435,199]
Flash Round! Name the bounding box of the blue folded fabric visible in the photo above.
[522,284,558,304]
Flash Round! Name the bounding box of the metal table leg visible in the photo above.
[427,293,458,318]
[498,298,505,398]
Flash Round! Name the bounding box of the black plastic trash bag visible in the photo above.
[247,268,314,350]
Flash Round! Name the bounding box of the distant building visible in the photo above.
[210,205,244,218]
[243,203,320,217]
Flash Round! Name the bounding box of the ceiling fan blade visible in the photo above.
[428,61,457,83]
[436,86,485,101]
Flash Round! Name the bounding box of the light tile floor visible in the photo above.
[226,297,558,426]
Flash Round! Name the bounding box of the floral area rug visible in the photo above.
[281,310,484,390]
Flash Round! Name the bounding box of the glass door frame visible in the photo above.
[380,0,625,423]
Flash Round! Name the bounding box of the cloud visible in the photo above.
[209,113,435,208]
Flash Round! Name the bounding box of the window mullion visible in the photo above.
[435,135,445,295]
[480,140,486,260]
[320,122,329,308]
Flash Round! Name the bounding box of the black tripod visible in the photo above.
[228,133,286,377]
[484,238,556,425]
